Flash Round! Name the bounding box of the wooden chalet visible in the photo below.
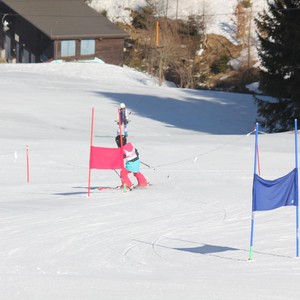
[0,0,129,65]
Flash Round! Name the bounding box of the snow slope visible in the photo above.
[0,62,300,300]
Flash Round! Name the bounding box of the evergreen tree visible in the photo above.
[255,0,300,132]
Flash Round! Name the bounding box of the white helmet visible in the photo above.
[120,103,125,108]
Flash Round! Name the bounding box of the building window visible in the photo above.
[80,39,95,55]
[4,35,11,60]
[22,48,30,63]
[61,40,76,57]
[15,42,20,62]
[31,53,35,63]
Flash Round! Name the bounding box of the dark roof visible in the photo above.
[1,0,128,39]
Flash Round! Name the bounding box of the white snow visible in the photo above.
[1,62,300,300]
[246,81,261,93]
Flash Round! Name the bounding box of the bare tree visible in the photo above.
[153,17,200,87]
[128,2,208,87]
[233,0,253,67]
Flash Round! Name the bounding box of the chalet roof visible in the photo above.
[1,0,128,39]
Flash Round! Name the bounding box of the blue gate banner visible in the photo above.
[252,168,298,211]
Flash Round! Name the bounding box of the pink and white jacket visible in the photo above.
[122,142,140,172]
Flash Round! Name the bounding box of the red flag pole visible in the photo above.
[156,19,159,48]
[254,125,261,175]
[88,107,95,197]
[256,145,261,176]
[26,145,30,183]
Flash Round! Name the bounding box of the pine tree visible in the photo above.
[255,0,300,132]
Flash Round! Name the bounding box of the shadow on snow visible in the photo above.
[92,89,257,135]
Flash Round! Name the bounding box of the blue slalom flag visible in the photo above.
[252,168,298,211]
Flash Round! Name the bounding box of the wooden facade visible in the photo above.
[0,0,129,65]
[52,38,126,65]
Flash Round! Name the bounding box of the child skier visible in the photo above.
[117,103,129,136]
[115,135,148,189]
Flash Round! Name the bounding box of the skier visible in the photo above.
[117,103,129,137]
[115,135,148,190]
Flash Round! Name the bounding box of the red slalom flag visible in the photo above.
[89,146,123,170]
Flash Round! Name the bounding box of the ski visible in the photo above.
[98,186,122,191]
[98,183,152,191]
[98,185,132,192]
[117,103,129,137]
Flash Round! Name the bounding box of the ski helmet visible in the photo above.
[120,103,126,109]
[115,135,127,147]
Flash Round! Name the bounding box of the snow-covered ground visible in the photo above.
[0,62,300,300]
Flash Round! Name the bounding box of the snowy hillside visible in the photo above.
[1,61,300,300]
[90,0,268,42]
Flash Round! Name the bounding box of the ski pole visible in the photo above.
[113,169,120,177]
[141,161,151,168]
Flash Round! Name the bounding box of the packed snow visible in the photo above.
[0,62,300,300]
